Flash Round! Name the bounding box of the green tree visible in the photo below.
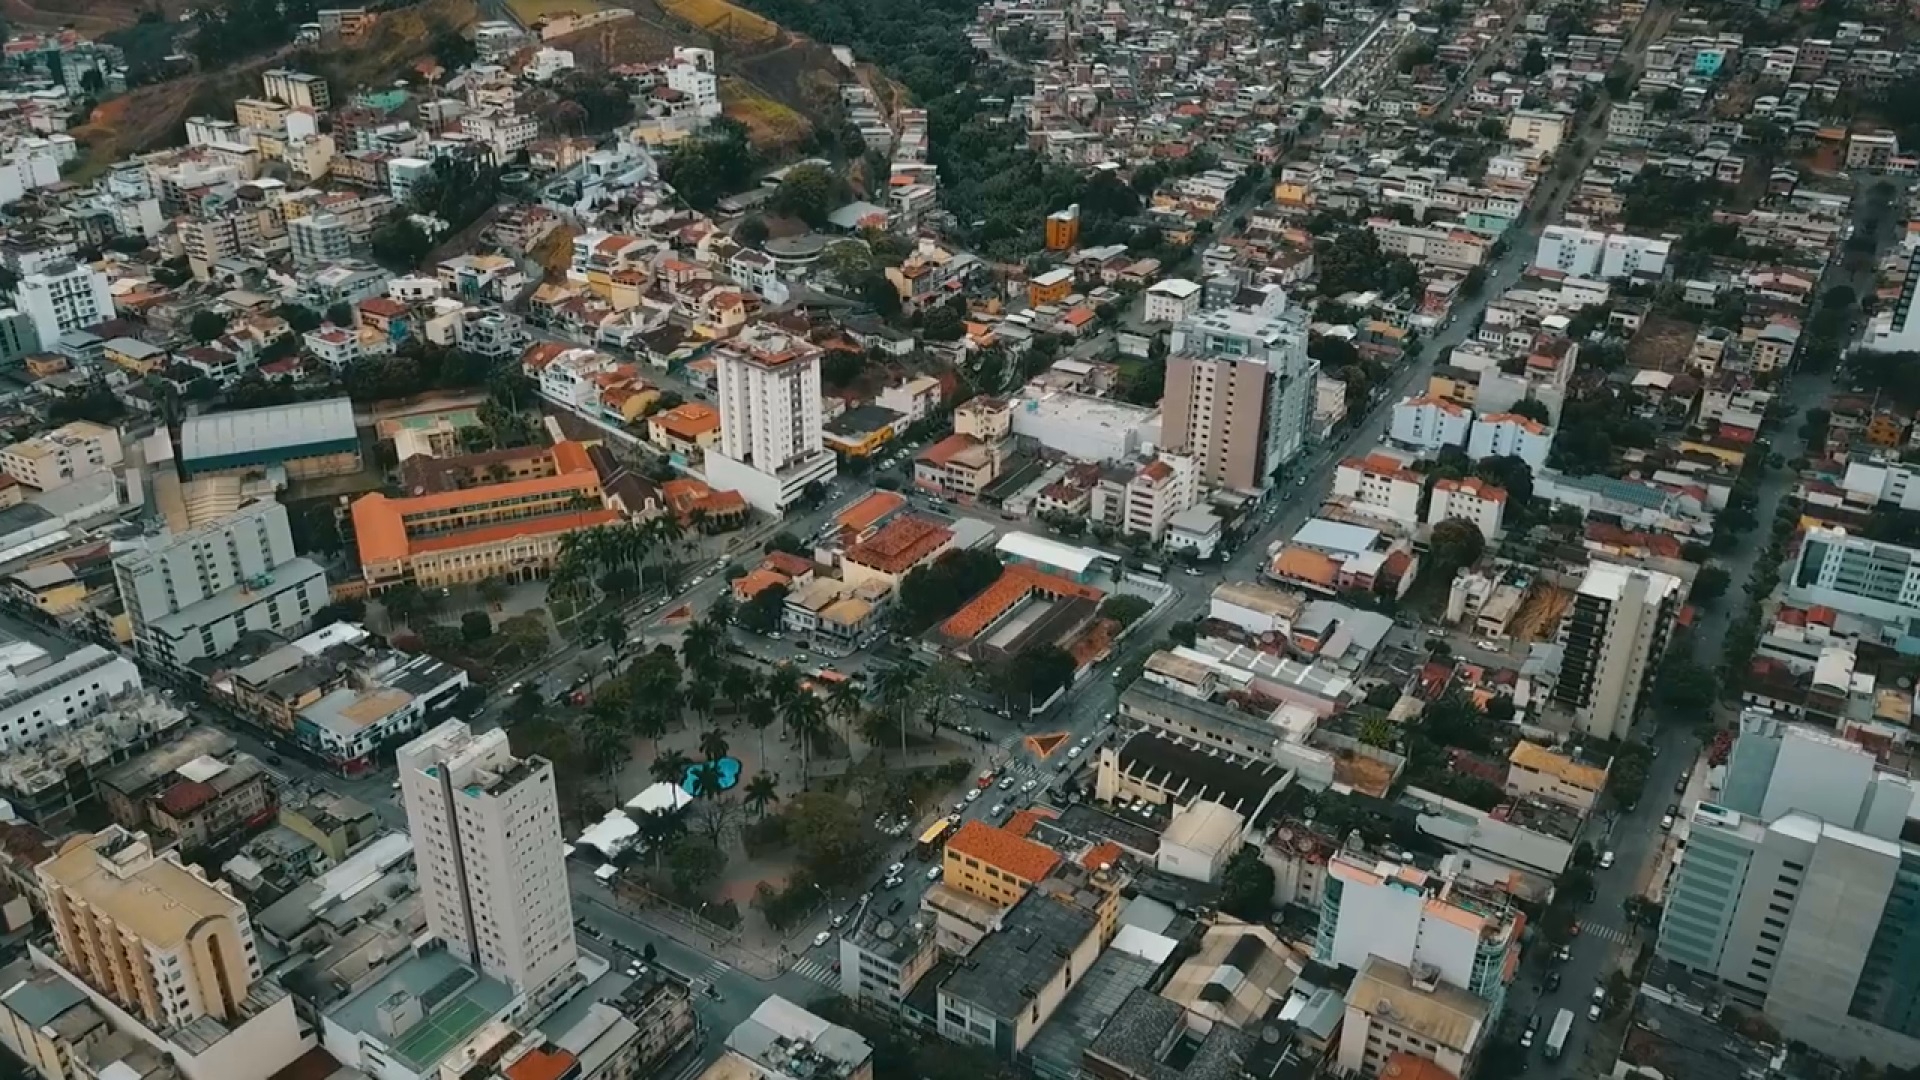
[1691,566,1730,604]
[736,215,770,249]
[770,163,843,226]
[666,834,726,895]
[371,217,433,271]
[1098,594,1152,627]
[784,792,873,887]
[1219,848,1274,922]
[460,611,492,642]
[189,309,230,343]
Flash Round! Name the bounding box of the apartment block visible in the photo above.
[38,827,264,1030]
[0,421,122,493]
[112,499,329,670]
[398,720,577,1004]
[1790,526,1920,631]
[704,324,837,513]
[1331,451,1423,528]
[1161,304,1317,494]
[1427,476,1508,540]
[1551,561,1682,740]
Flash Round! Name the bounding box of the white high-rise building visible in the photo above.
[14,261,113,346]
[703,323,837,513]
[1551,561,1684,739]
[111,498,329,669]
[397,720,578,1005]
[666,47,721,120]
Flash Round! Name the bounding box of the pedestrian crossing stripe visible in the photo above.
[701,960,730,981]
[790,958,837,985]
[1580,922,1628,944]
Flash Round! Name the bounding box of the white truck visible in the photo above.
[1545,1008,1574,1059]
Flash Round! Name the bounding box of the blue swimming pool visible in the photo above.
[681,756,742,796]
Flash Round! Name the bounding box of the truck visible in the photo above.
[1545,1009,1574,1059]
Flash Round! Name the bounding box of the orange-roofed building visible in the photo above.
[502,1047,577,1080]
[1380,1052,1459,1080]
[351,440,615,591]
[647,402,722,459]
[914,433,1003,500]
[732,567,790,603]
[936,563,1105,644]
[842,515,956,593]
[1427,476,1508,540]
[660,477,751,532]
[1269,546,1342,591]
[836,490,907,541]
[943,819,1061,906]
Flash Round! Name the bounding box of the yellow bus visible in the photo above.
[915,816,958,859]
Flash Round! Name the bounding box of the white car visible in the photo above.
[1600,850,1616,869]
[1067,746,1082,759]
[1588,1002,1603,1021]
[990,803,1006,818]
[1475,639,1499,650]
[965,788,982,803]
[999,776,1015,790]
[812,931,831,948]
[1661,813,1675,831]
[1021,779,1038,793]
[927,866,944,882]
[886,862,905,878]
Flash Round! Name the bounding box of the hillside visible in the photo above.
[68,0,478,179]
[0,0,187,35]
[551,0,867,151]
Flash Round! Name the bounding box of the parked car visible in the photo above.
[965,789,981,803]
[1545,972,1561,992]
[1599,850,1615,869]
[1588,1002,1603,1021]
[812,931,831,948]
[927,866,944,882]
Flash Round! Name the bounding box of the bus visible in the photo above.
[915,816,958,860]
[1139,562,1167,580]
[811,668,851,688]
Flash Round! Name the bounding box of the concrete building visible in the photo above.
[1657,710,1920,1068]
[112,499,329,671]
[0,421,122,493]
[1316,847,1522,1016]
[1143,278,1203,324]
[1090,454,1200,544]
[397,720,577,1006]
[1388,395,1472,454]
[1161,303,1317,494]
[1331,451,1423,528]
[13,262,113,347]
[38,827,263,1030]
[1550,561,1683,740]
[97,732,275,855]
[706,995,873,1080]
[0,643,142,754]
[1790,526,1920,631]
[942,819,1062,908]
[1465,412,1551,472]
[1864,238,1920,354]
[1505,109,1567,154]
[289,212,352,266]
[1532,226,1670,280]
[261,68,329,110]
[1426,477,1508,540]
[1337,955,1488,1079]
[1504,741,1608,814]
[703,324,836,513]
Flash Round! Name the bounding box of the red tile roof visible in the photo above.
[947,819,1061,883]
[938,564,1105,641]
[846,515,953,575]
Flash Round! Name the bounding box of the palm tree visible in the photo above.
[582,708,630,799]
[743,693,775,764]
[599,614,628,657]
[630,700,670,763]
[721,663,758,714]
[765,665,802,713]
[690,761,726,800]
[684,619,724,675]
[650,748,693,785]
[826,680,863,748]
[687,681,716,726]
[783,692,828,789]
[874,664,920,752]
[699,728,730,763]
[381,583,424,628]
[742,772,779,817]
[633,807,685,866]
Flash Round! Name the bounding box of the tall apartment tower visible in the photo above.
[111,498,329,669]
[1550,561,1682,739]
[1161,302,1317,494]
[703,323,836,513]
[13,261,113,348]
[397,720,577,1003]
[37,827,264,1030]
[1656,709,1920,1068]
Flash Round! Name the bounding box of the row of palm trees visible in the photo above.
[551,515,694,609]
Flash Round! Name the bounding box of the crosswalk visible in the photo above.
[789,957,838,986]
[698,959,731,984]
[1579,921,1629,944]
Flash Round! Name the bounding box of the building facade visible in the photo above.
[397,721,578,1005]
[703,324,837,513]
[1550,561,1682,740]
[1161,304,1317,494]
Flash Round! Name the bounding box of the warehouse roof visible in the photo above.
[180,398,356,461]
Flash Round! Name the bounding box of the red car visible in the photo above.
[977,771,995,789]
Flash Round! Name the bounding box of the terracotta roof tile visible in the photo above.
[938,564,1105,641]
[946,819,1061,883]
